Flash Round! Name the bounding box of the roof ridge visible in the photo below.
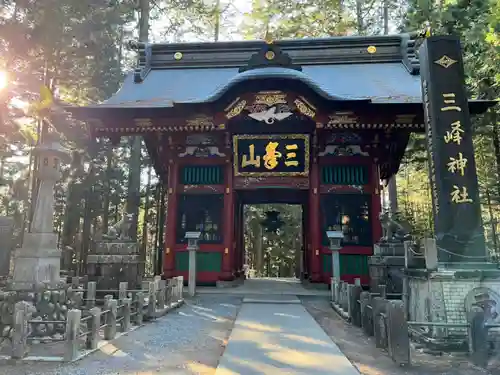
[127,33,421,77]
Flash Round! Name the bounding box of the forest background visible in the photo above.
[0,0,498,277]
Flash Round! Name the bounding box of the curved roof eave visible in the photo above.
[171,67,371,106]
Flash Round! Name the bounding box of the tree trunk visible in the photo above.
[388,177,399,214]
[214,0,221,42]
[383,0,389,35]
[355,0,364,35]
[141,164,152,274]
[126,0,150,240]
[490,112,500,199]
[485,187,498,258]
[102,146,113,232]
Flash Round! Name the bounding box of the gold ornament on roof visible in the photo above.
[264,31,274,45]
[255,91,287,107]
[174,52,183,60]
[265,50,275,60]
[367,46,377,54]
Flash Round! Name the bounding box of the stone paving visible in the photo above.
[215,297,360,375]
[0,295,241,375]
[196,277,330,296]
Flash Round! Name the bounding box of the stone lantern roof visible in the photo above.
[32,132,70,164]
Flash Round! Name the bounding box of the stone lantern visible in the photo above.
[11,133,69,289]
[30,133,70,234]
[327,230,344,280]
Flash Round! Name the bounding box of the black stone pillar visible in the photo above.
[419,35,486,263]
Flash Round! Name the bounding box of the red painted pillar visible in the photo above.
[309,160,322,282]
[221,162,234,281]
[163,161,179,278]
[371,162,382,245]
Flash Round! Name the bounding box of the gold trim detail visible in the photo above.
[294,98,315,118]
[434,55,457,69]
[135,118,153,127]
[265,50,275,60]
[186,115,214,127]
[166,248,170,254]
[254,91,287,107]
[225,100,247,119]
[233,134,310,177]
[317,122,425,130]
[328,113,358,125]
[367,45,377,54]
[174,52,183,60]
[395,114,416,124]
[224,248,229,254]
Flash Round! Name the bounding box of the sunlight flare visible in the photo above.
[0,71,7,91]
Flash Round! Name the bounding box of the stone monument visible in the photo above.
[86,211,143,290]
[11,132,70,289]
[404,35,499,346]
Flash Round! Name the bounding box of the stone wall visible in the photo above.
[408,270,500,337]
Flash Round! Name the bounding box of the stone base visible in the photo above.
[407,265,500,340]
[374,242,405,256]
[11,233,62,290]
[86,240,142,290]
[368,255,405,295]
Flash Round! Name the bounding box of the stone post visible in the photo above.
[341,282,348,311]
[158,279,166,309]
[122,298,132,331]
[135,291,145,325]
[147,281,157,319]
[185,232,201,297]
[118,282,128,304]
[423,238,438,271]
[386,300,410,366]
[468,308,489,368]
[166,279,173,304]
[104,298,117,340]
[86,281,97,309]
[349,283,363,327]
[404,240,417,269]
[86,307,101,350]
[333,278,340,304]
[379,284,387,299]
[64,309,82,362]
[360,291,371,335]
[372,297,388,349]
[11,301,32,359]
[332,248,340,282]
[177,276,184,300]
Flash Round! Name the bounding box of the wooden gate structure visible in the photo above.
[67,33,495,285]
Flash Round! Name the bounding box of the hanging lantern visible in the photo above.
[260,210,284,234]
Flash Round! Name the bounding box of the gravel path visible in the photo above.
[1,296,241,375]
[301,297,500,375]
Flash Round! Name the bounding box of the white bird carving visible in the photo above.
[248,106,293,124]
